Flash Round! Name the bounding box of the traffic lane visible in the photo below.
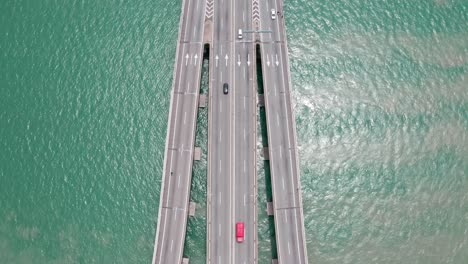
[154,207,186,263]
[221,1,232,42]
[234,0,252,42]
[161,50,202,262]
[216,103,232,263]
[273,0,286,41]
[183,0,205,42]
[263,50,298,209]
[163,81,194,207]
[268,0,281,41]
[269,144,296,209]
[209,44,233,263]
[258,0,275,43]
[174,43,203,93]
[233,121,256,263]
[233,42,255,264]
[262,43,308,264]
[214,0,231,42]
[166,99,197,208]
[233,47,254,98]
[209,76,222,260]
[182,0,196,42]
[178,0,191,43]
[209,81,224,262]
[167,46,203,208]
[276,208,306,264]
[271,43,301,207]
[155,41,202,264]
[192,0,206,42]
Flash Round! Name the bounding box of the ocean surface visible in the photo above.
[1,0,467,263]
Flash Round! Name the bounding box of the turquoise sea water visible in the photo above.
[1,0,467,263]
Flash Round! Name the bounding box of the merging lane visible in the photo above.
[152,0,206,262]
[259,0,308,263]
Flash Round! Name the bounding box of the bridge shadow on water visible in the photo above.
[256,43,278,261]
[182,43,210,263]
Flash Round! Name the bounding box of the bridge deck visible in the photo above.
[152,0,308,263]
[151,0,206,263]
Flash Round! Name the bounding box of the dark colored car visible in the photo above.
[223,83,229,94]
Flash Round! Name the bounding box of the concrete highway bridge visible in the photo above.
[152,0,308,263]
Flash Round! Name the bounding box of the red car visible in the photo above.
[236,222,245,243]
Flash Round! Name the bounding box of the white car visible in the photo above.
[271,9,276,20]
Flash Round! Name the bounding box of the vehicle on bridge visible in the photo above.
[238,29,242,39]
[223,83,229,94]
[271,9,276,19]
[236,222,244,243]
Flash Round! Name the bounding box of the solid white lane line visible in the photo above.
[244,97,246,109]
[174,210,177,221]
[243,11,245,22]
[220,103,222,113]
[171,239,174,252]
[158,212,168,263]
[181,143,184,157]
[277,113,280,127]
[220,71,223,80]
[280,146,282,159]
[171,94,180,148]
[184,112,187,124]
[289,150,296,208]
[288,241,291,255]
[157,30,187,264]
[282,177,285,190]
[219,159,221,172]
[219,192,221,205]
[284,211,287,223]
[178,174,181,189]
[294,210,302,264]
[243,159,246,173]
[244,194,246,206]
[244,128,246,140]
[219,224,221,237]
[243,67,246,80]
[183,0,192,41]
[219,131,222,142]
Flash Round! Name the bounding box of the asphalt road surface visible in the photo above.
[258,0,309,263]
[151,0,206,262]
[153,0,308,262]
[207,0,235,263]
[232,0,258,263]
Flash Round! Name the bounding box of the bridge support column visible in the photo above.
[189,202,196,216]
[267,202,274,216]
[199,94,207,108]
[262,147,269,160]
[258,94,265,107]
[194,147,201,161]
